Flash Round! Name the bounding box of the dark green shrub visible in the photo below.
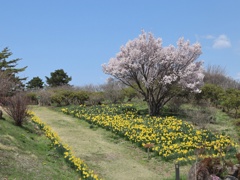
[51,93,64,106]
[70,91,89,105]
[201,83,224,107]
[50,89,89,106]
[221,88,240,118]
[59,90,72,105]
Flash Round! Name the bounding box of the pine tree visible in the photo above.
[46,69,72,87]
[26,76,44,89]
[0,47,27,93]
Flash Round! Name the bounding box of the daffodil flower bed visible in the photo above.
[28,111,101,180]
[61,104,238,163]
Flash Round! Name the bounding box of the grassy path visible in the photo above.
[31,106,189,180]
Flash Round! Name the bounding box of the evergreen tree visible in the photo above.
[45,69,72,87]
[26,76,44,89]
[0,47,27,94]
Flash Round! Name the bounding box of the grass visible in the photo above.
[208,110,239,141]
[31,105,191,180]
[162,175,188,180]
[0,112,80,180]
[177,103,240,145]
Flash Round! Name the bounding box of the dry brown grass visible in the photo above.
[31,106,190,180]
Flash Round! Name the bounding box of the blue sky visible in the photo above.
[1,1,240,86]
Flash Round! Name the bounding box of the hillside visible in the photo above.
[0,110,80,180]
[1,104,239,180]
[31,106,190,180]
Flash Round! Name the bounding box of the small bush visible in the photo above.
[70,91,89,105]
[50,89,89,106]
[58,90,72,105]
[36,89,53,106]
[51,92,65,106]
[26,92,38,105]
[2,93,29,126]
[87,92,104,105]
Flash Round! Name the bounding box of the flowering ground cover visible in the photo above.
[61,104,238,163]
[28,111,101,180]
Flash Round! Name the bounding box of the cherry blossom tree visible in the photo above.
[102,31,204,116]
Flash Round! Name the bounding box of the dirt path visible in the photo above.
[31,106,183,180]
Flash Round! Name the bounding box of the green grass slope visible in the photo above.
[0,114,80,180]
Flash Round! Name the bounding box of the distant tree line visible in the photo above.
[197,65,240,118]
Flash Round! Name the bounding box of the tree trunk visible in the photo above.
[0,109,3,119]
[235,108,238,119]
[148,101,161,116]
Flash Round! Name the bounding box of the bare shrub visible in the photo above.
[77,84,102,92]
[204,65,240,89]
[2,92,29,126]
[36,89,53,106]
[101,78,125,104]
[0,71,14,120]
[0,71,14,98]
[87,92,104,105]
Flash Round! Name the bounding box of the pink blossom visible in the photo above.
[102,31,204,115]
